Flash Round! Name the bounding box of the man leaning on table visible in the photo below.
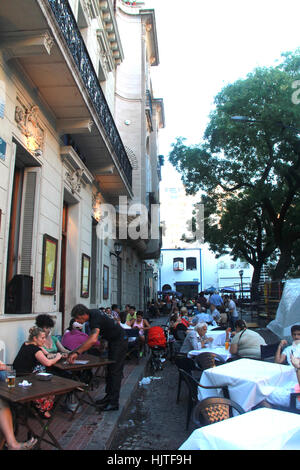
[68,304,128,411]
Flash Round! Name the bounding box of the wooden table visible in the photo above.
[0,374,85,449]
[53,354,115,416]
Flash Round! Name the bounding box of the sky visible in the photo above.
[146,0,300,248]
[148,0,300,157]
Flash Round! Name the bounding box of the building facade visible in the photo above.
[0,0,164,362]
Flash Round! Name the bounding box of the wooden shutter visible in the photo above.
[19,171,37,275]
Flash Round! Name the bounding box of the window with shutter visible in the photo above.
[173,257,184,271]
[20,171,37,275]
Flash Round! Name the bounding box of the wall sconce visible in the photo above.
[110,241,122,258]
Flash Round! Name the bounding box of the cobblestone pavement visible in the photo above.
[110,358,195,450]
[109,314,281,451]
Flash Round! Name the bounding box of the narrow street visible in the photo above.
[110,358,194,450]
[110,316,195,451]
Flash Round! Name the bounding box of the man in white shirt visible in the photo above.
[225,295,238,329]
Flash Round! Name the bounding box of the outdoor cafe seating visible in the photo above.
[179,407,300,450]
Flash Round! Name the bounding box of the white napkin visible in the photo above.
[18,380,32,387]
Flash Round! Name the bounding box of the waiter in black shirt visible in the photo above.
[68,304,128,411]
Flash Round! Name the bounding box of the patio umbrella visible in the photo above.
[220,287,236,293]
[204,286,217,294]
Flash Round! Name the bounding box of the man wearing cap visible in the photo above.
[68,304,128,411]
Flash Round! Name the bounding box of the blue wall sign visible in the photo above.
[0,137,6,160]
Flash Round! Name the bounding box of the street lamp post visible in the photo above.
[239,269,244,300]
[110,241,122,308]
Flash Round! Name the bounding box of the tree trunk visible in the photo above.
[271,247,292,281]
[250,263,263,302]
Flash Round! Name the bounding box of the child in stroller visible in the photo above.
[147,326,167,372]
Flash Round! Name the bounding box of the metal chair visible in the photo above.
[193,352,226,374]
[192,397,245,427]
[178,368,230,430]
[289,392,300,414]
[124,329,140,363]
[260,342,280,361]
[174,355,196,404]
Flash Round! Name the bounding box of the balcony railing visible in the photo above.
[48,0,132,187]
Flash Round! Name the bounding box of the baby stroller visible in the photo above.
[147,326,167,372]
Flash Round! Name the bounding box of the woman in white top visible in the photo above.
[230,320,266,359]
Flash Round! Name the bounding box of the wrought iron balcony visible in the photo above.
[48,0,132,187]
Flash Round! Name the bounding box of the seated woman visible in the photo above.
[35,314,69,358]
[61,318,101,353]
[229,319,266,359]
[180,323,213,354]
[0,361,37,450]
[13,327,62,418]
[130,311,151,352]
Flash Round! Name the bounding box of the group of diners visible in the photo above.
[169,297,300,412]
[0,303,152,450]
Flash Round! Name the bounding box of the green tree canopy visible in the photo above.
[169,49,300,297]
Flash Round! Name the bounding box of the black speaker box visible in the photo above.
[5,275,33,314]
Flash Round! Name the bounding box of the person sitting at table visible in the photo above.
[191,303,220,326]
[130,311,151,355]
[180,323,214,354]
[229,320,266,360]
[275,324,300,366]
[197,292,209,311]
[257,353,300,411]
[35,314,69,358]
[13,326,62,418]
[126,306,137,324]
[61,318,101,352]
[0,361,37,450]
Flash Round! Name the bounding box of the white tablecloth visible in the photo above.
[198,358,296,411]
[206,327,226,346]
[179,407,300,450]
[188,346,231,362]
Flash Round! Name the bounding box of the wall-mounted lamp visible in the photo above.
[110,241,122,258]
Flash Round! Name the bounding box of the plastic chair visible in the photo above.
[0,340,6,363]
[192,397,245,427]
[178,368,230,430]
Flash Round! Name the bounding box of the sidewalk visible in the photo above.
[15,319,167,450]
[15,353,149,450]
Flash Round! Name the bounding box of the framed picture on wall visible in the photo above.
[41,234,58,295]
[81,254,90,298]
[103,265,109,299]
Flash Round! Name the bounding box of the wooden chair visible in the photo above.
[192,397,245,427]
[178,368,230,430]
